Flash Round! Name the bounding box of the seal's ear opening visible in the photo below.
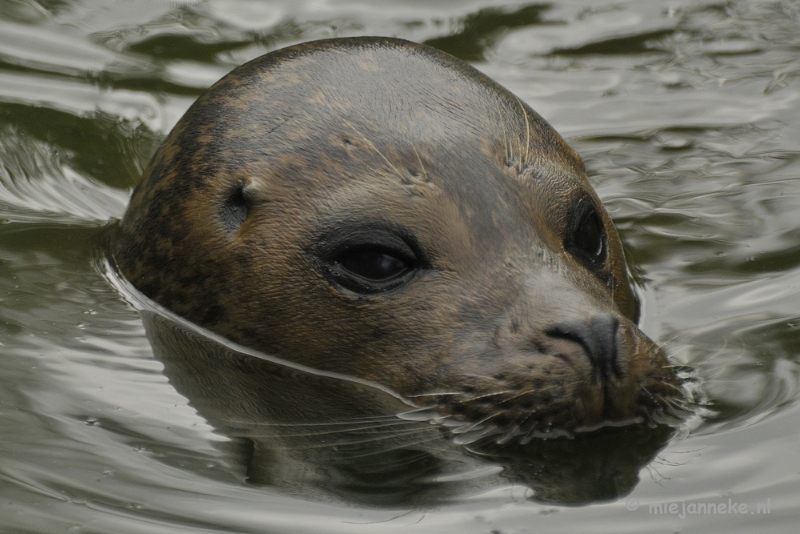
[220,185,249,234]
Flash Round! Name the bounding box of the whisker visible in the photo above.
[283,425,440,452]
[516,96,532,167]
[227,413,408,427]
[452,410,505,435]
[341,118,406,182]
[411,144,428,182]
[405,391,460,399]
[463,389,520,402]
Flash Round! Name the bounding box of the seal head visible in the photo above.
[113,37,680,439]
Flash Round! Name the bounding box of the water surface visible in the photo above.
[1,0,799,532]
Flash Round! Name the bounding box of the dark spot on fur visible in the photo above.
[201,304,225,325]
[452,404,467,414]
[527,338,548,354]
[178,268,215,292]
[493,414,511,426]
[241,327,260,342]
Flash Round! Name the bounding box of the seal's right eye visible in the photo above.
[314,225,423,295]
[332,246,413,292]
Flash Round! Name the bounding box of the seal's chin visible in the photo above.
[429,378,682,445]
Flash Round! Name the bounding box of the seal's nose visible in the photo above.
[546,315,621,384]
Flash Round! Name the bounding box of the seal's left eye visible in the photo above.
[566,197,607,268]
[332,246,414,293]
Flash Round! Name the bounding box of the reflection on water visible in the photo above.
[127,272,674,507]
[1,0,800,532]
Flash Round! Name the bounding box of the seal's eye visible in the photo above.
[335,247,411,285]
[314,225,423,295]
[566,196,607,268]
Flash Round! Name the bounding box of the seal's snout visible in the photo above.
[546,315,621,384]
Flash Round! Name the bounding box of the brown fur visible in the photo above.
[113,37,680,436]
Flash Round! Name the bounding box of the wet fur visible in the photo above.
[114,37,681,438]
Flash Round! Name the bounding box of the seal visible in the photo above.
[113,37,681,440]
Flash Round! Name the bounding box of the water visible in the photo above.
[1,0,799,532]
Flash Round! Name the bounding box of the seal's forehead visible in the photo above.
[212,37,498,116]
[192,38,580,171]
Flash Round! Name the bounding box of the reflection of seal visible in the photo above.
[136,308,675,505]
[113,37,681,440]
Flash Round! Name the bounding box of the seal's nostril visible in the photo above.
[545,315,621,383]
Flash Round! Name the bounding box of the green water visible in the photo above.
[1,0,799,532]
